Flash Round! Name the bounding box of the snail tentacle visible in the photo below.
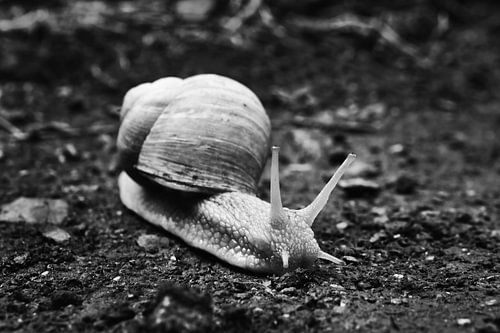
[270,146,285,229]
[298,153,357,226]
[318,250,345,265]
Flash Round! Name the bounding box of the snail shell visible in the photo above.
[117,74,271,194]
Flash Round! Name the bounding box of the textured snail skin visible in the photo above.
[119,172,321,273]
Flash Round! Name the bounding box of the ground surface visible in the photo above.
[0,1,499,332]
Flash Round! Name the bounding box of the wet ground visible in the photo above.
[0,1,499,332]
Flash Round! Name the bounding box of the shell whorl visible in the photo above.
[117,74,271,194]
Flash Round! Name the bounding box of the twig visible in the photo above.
[224,0,263,31]
[0,113,28,140]
[0,9,51,32]
[290,117,378,134]
[289,13,426,65]
[0,118,116,141]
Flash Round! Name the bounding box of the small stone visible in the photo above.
[62,184,99,194]
[388,144,406,155]
[137,234,170,253]
[113,276,121,282]
[336,221,349,231]
[13,253,29,264]
[41,271,49,276]
[374,215,390,224]
[0,197,68,224]
[370,231,387,243]
[457,318,471,326]
[253,307,264,314]
[280,287,297,295]
[484,299,498,306]
[43,227,71,243]
[137,234,159,250]
[57,143,80,163]
[371,207,387,215]
[175,0,215,22]
[393,274,404,280]
[357,281,371,290]
[384,221,408,233]
[339,178,381,198]
[329,284,345,291]
[425,255,435,261]
[345,160,380,178]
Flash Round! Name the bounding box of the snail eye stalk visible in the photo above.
[270,146,284,229]
[299,154,356,226]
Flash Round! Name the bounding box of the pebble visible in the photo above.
[13,253,29,264]
[330,284,345,291]
[388,143,406,155]
[484,299,498,306]
[336,221,350,231]
[370,231,387,243]
[280,287,297,295]
[57,143,80,163]
[0,197,68,224]
[137,234,160,250]
[384,221,408,233]
[457,318,471,326]
[339,178,381,198]
[175,0,215,22]
[345,160,380,178]
[43,227,71,243]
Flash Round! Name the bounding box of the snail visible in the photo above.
[117,74,356,274]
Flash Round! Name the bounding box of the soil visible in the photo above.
[0,1,499,332]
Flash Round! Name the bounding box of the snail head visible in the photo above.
[267,147,356,271]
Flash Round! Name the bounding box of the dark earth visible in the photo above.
[1,1,499,332]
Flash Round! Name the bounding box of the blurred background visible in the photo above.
[1,1,499,332]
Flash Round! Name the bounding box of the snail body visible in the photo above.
[117,74,355,274]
